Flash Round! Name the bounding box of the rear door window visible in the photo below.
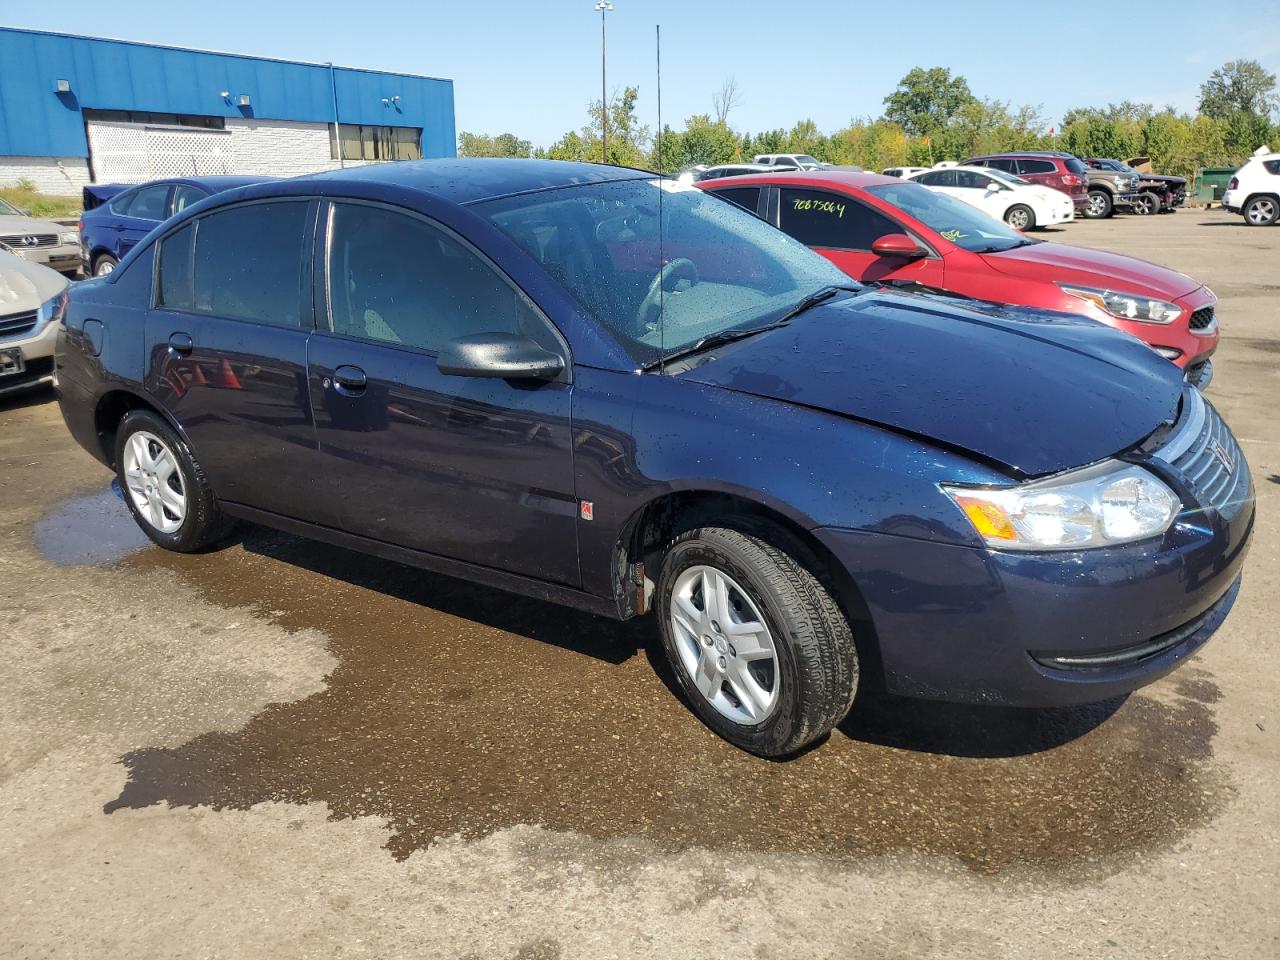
[711,187,762,215]
[779,188,900,250]
[123,185,171,221]
[192,201,310,328]
[986,158,1017,173]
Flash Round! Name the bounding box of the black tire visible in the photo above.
[1004,204,1036,230]
[1083,189,1113,219]
[656,525,858,757]
[114,409,234,552]
[1133,192,1161,215]
[93,254,118,276]
[1242,195,1280,227]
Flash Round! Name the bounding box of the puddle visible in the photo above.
[35,484,151,566]
[105,527,1229,876]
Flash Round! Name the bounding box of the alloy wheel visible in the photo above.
[123,430,186,533]
[1006,209,1030,230]
[1246,198,1277,225]
[95,260,115,276]
[669,565,780,725]
[1087,194,1107,217]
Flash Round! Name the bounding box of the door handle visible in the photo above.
[331,364,367,396]
[168,332,194,356]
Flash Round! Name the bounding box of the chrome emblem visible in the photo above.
[1212,441,1234,474]
[21,235,37,246]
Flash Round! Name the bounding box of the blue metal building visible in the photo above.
[0,26,456,194]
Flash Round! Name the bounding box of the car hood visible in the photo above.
[0,214,67,235]
[1139,174,1187,186]
[678,290,1183,477]
[981,242,1203,299]
[0,250,69,309]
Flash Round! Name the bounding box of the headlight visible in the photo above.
[943,461,1180,551]
[36,288,70,329]
[59,230,79,246]
[1059,284,1182,324]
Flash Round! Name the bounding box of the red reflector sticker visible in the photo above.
[580,501,594,521]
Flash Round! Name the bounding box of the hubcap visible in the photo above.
[1008,210,1028,229]
[123,430,186,534]
[669,565,779,725]
[1088,194,1106,215]
[96,260,115,276]
[1247,200,1275,224]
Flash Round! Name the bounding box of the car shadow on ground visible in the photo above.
[0,384,55,413]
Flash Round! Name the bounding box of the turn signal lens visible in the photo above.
[953,497,1018,541]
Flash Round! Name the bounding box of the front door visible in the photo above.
[776,186,945,289]
[307,201,579,586]
[143,198,323,521]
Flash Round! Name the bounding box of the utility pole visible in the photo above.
[595,0,613,164]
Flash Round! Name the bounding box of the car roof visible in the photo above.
[699,169,901,191]
[291,158,653,205]
[968,151,1064,159]
[111,175,274,192]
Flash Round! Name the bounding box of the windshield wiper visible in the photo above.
[641,285,858,372]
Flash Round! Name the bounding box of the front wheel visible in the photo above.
[115,409,234,552]
[1243,195,1279,226]
[1004,204,1036,230]
[1083,189,1112,219]
[657,525,858,757]
[1132,192,1161,215]
[93,254,118,276]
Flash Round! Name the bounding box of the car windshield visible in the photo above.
[478,177,851,365]
[0,198,21,216]
[984,168,1032,186]
[865,181,1035,253]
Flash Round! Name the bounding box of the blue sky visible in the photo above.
[10,0,1280,146]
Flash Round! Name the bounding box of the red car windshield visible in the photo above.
[865,182,1037,254]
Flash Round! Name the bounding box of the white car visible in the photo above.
[754,153,826,171]
[882,166,931,179]
[0,248,70,398]
[1222,148,1280,226]
[0,196,81,277]
[908,165,1074,230]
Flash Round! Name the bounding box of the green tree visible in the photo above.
[882,67,977,137]
[457,131,532,158]
[543,87,651,167]
[1199,60,1279,119]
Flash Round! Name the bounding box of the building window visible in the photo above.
[330,124,422,161]
[83,109,225,130]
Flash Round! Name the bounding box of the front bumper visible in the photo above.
[9,242,82,276]
[815,424,1254,707]
[1111,191,1144,207]
[0,312,61,396]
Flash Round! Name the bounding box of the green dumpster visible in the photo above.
[1197,166,1238,203]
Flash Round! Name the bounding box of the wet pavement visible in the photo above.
[3,209,1278,959]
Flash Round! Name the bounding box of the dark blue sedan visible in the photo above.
[79,175,271,277]
[54,160,1254,757]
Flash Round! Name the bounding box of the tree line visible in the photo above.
[457,60,1279,180]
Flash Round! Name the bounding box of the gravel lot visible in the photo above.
[2,207,1276,959]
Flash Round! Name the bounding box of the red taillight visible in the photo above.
[77,219,83,232]
[1062,174,1082,186]
[1228,177,1239,190]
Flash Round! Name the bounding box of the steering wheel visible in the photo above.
[635,258,699,333]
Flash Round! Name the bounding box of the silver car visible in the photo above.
[0,197,81,277]
[0,249,70,398]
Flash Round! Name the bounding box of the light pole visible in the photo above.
[595,0,612,164]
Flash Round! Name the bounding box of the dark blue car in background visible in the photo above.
[54,160,1254,757]
[79,175,270,277]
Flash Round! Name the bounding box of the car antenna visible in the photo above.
[656,22,666,373]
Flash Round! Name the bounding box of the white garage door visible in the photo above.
[86,121,234,183]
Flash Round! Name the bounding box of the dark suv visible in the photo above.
[963,152,1090,211]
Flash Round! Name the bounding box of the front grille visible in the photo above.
[0,234,57,248]
[1189,306,1215,331]
[1155,390,1249,513]
[0,309,38,339]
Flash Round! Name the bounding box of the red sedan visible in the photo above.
[698,171,1218,386]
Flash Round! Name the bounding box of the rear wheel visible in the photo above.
[1243,195,1279,226]
[1083,189,1113,219]
[657,525,858,757]
[1004,204,1036,230]
[115,409,233,552]
[93,254,118,276]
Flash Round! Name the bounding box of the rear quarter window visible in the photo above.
[1017,159,1056,175]
[710,187,761,215]
[1263,159,1280,176]
[156,223,195,311]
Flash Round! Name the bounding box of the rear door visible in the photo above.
[1014,157,1056,189]
[775,186,944,287]
[306,200,579,585]
[112,184,171,259]
[144,199,325,521]
[954,170,1005,218]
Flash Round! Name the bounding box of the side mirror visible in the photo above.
[871,233,928,260]
[437,332,564,381]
